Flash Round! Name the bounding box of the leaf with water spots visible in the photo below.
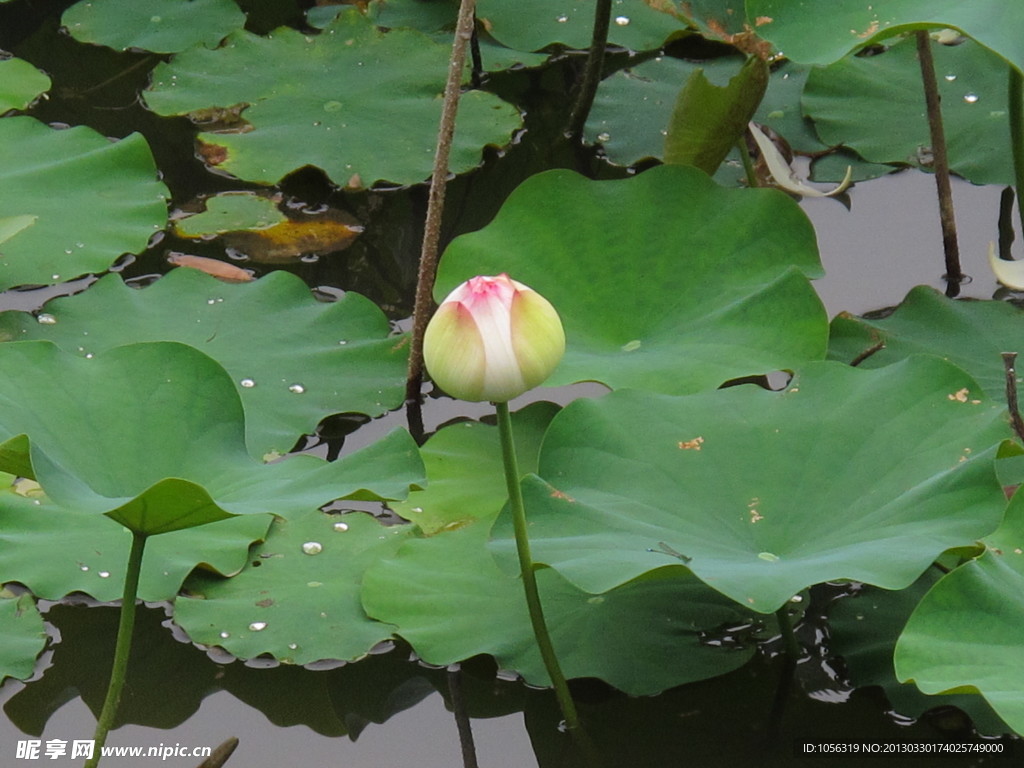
[0,117,168,291]
[0,341,424,537]
[62,0,245,53]
[0,269,407,459]
[175,510,412,664]
[143,9,521,187]
[489,358,1009,613]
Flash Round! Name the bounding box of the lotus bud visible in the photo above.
[423,274,565,403]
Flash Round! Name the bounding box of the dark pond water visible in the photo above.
[1,1,1022,766]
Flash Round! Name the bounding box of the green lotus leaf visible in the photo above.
[0,474,271,601]
[143,9,521,187]
[62,0,245,53]
[829,286,1024,401]
[436,165,826,395]
[175,510,412,664]
[0,58,50,111]
[0,116,168,290]
[359,0,550,70]
[392,402,559,534]
[173,192,286,236]
[895,491,1024,734]
[490,357,1008,613]
[0,269,407,459]
[475,0,684,53]
[0,591,46,683]
[587,54,746,166]
[362,517,762,694]
[0,341,424,532]
[747,0,1024,74]
[830,574,1009,733]
[803,36,1013,186]
[664,55,768,175]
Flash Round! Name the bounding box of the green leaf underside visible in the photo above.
[0,341,423,534]
[144,10,521,187]
[0,269,407,459]
[0,475,272,602]
[490,358,1008,613]
[436,165,827,395]
[362,517,760,694]
[894,491,1024,735]
[0,117,167,291]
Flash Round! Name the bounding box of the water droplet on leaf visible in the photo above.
[963,92,979,103]
[240,378,256,388]
[248,621,268,631]
[302,541,323,555]
[333,522,349,532]
[614,15,630,25]
[288,383,306,394]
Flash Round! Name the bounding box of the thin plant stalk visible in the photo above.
[915,30,962,290]
[1008,67,1024,244]
[738,136,759,189]
[405,0,477,437]
[85,530,147,768]
[566,0,612,140]
[494,401,579,731]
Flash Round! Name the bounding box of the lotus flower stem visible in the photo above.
[405,0,478,437]
[1008,67,1024,247]
[566,0,612,140]
[1002,353,1024,443]
[914,30,962,292]
[738,136,759,188]
[85,530,147,768]
[495,401,580,732]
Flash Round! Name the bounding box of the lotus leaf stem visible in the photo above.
[1002,352,1024,443]
[738,136,759,188]
[494,401,580,732]
[85,530,147,768]
[914,30,962,292]
[1009,67,1024,247]
[566,0,612,140]
[406,0,478,438]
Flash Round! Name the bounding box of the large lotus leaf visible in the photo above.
[489,357,1009,613]
[392,402,559,534]
[475,0,684,53]
[62,0,245,53]
[803,36,1013,186]
[0,470,272,601]
[0,269,407,459]
[829,286,1024,401]
[747,0,1024,74]
[362,517,761,694]
[0,591,46,683]
[436,165,826,395]
[830,574,1009,734]
[894,491,1024,735]
[0,341,423,533]
[175,510,411,664]
[0,116,167,290]
[359,0,550,71]
[0,58,50,111]
[143,10,521,187]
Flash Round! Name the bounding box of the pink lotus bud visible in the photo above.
[423,274,565,403]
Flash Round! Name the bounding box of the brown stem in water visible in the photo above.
[1003,353,1024,442]
[915,30,962,294]
[566,0,612,140]
[447,665,480,768]
[405,0,477,438]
